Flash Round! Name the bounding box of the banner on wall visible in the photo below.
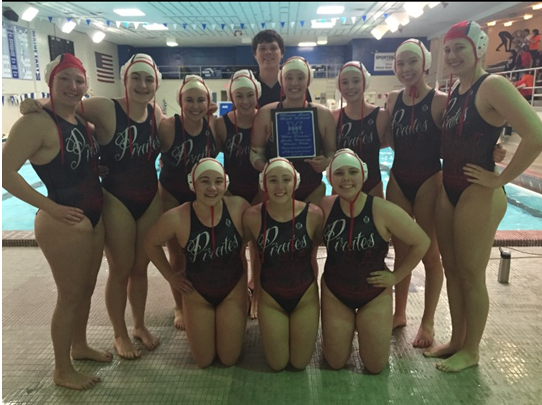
[2,22,38,80]
[374,52,395,71]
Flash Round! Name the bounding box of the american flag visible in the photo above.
[95,52,115,83]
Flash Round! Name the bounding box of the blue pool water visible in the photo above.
[3,148,542,231]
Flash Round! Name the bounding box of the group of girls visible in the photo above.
[4,20,542,391]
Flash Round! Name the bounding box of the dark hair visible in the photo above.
[252,30,285,55]
[534,29,539,35]
[524,28,531,33]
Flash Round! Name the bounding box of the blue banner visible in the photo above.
[7,25,18,79]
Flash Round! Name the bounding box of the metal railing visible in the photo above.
[434,66,542,107]
[157,64,344,80]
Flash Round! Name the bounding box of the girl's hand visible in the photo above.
[464,164,503,189]
[367,269,396,288]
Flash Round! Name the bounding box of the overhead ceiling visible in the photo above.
[3,2,540,48]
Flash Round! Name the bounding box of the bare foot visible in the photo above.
[71,345,113,362]
[174,307,185,330]
[392,313,407,329]
[133,326,160,350]
[412,324,434,348]
[53,369,101,390]
[423,342,458,358]
[436,350,479,373]
[114,336,141,359]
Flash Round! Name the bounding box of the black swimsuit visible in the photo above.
[32,109,103,228]
[184,201,244,307]
[222,113,259,202]
[257,204,315,314]
[323,196,388,309]
[100,100,160,220]
[391,90,442,204]
[441,74,504,206]
[159,115,217,204]
[337,107,382,193]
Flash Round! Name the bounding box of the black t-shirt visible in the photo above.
[253,71,312,107]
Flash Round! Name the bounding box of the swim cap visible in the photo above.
[230,69,262,98]
[394,39,432,72]
[326,148,368,186]
[336,61,371,92]
[120,53,162,87]
[259,158,300,191]
[279,56,314,86]
[45,53,87,87]
[444,20,488,59]
[188,158,229,192]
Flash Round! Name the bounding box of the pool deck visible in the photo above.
[2,134,542,404]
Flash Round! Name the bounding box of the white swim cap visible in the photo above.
[394,39,432,72]
[188,158,229,192]
[120,53,162,87]
[336,61,371,92]
[230,69,262,99]
[279,57,314,86]
[259,158,300,191]
[326,148,368,186]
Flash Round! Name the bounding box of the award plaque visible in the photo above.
[271,107,319,160]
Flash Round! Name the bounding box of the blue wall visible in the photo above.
[118,36,428,76]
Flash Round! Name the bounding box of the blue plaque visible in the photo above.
[272,107,318,160]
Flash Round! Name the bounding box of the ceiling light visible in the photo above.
[397,12,410,25]
[113,9,145,17]
[403,3,425,18]
[532,4,542,10]
[427,2,440,8]
[385,15,400,32]
[524,14,533,20]
[504,21,513,27]
[487,21,496,26]
[311,19,336,29]
[371,24,389,40]
[317,6,345,14]
[143,23,168,31]
[92,31,106,43]
[61,20,76,33]
[298,42,317,47]
[317,36,328,45]
[21,7,39,22]
[166,37,178,47]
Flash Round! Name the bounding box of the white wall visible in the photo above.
[2,18,121,136]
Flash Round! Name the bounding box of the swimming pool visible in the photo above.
[3,148,542,231]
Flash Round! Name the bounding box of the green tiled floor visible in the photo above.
[2,246,542,404]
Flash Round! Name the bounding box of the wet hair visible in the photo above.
[252,30,285,55]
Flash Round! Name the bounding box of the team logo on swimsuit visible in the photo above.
[422,104,429,112]
[363,216,370,224]
[368,119,374,125]
[295,222,303,230]
[225,219,232,227]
